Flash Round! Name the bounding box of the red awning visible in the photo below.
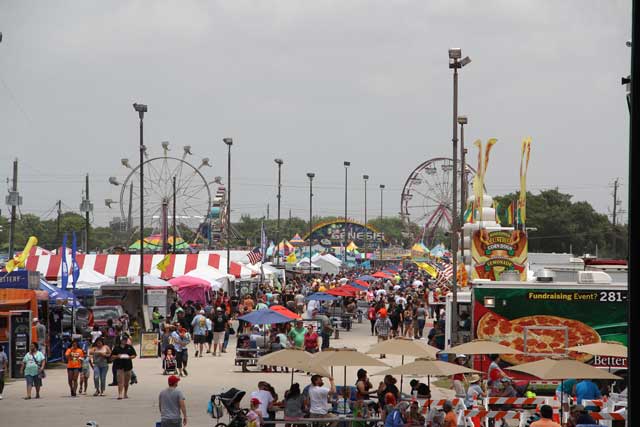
[269,305,300,319]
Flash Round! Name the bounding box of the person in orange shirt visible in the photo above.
[65,339,85,397]
[442,400,458,427]
[530,405,561,427]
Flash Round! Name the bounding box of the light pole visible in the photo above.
[307,173,315,275]
[133,102,147,326]
[458,115,468,265]
[449,47,471,345]
[363,175,369,257]
[274,158,283,265]
[379,184,385,263]
[343,161,350,264]
[224,138,233,274]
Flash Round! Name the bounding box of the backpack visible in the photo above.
[199,316,206,328]
[367,307,376,320]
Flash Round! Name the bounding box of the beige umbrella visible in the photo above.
[507,358,622,421]
[312,347,388,409]
[567,342,628,358]
[372,358,480,410]
[257,349,332,384]
[439,339,524,355]
[366,337,439,391]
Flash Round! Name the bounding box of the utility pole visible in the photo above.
[267,203,270,221]
[7,159,21,259]
[612,178,620,226]
[80,174,92,252]
[56,200,62,243]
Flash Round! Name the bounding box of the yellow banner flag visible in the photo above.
[414,261,438,278]
[5,236,38,273]
[519,137,532,225]
[156,254,171,272]
[286,252,297,263]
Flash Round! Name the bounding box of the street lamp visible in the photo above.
[223,138,233,274]
[458,115,468,265]
[363,175,369,256]
[343,161,350,264]
[274,158,284,265]
[307,173,315,275]
[449,47,471,345]
[133,102,147,325]
[379,184,385,263]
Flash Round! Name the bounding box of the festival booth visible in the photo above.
[311,254,342,275]
[168,276,215,306]
[295,257,321,272]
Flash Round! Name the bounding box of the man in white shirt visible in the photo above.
[306,299,319,319]
[308,375,337,426]
[250,381,274,420]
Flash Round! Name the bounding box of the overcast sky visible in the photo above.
[0,1,631,230]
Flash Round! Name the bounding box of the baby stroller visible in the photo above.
[210,388,248,427]
[162,345,177,375]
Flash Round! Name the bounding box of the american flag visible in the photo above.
[247,247,263,264]
[434,262,453,286]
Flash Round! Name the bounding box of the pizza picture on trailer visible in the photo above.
[476,311,600,365]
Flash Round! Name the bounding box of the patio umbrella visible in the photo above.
[358,275,376,281]
[372,357,480,410]
[312,347,388,410]
[347,282,368,291]
[341,284,364,293]
[439,339,524,355]
[269,305,300,320]
[306,292,338,302]
[353,279,370,288]
[372,271,393,279]
[507,358,622,422]
[366,337,440,392]
[325,288,354,297]
[168,275,210,288]
[257,349,332,384]
[440,340,523,379]
[238,309,293,325]
[567,342,628,358]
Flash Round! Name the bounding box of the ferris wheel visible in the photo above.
[106,142,215,240]
[400,157,476,245]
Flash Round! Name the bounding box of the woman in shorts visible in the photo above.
[21,342,45,399]
[65,339,85,397]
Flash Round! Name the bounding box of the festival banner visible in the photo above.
[471,229,528,281]
[414,261,438,278]
[518,137,532,226]
[61,233,69,290]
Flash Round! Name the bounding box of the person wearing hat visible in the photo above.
[247,396,264,427]
[464,374,484,408]
[374,309,392,358]
[451,354,468,398]
[159,375,187,427]
[191,310,209,358]
[211,307,228,357]
[170,327,191,377]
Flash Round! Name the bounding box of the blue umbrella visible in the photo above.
[358,275,376,281]
[238,309,293,325]
[305,292,338,302]
[348,282,368,291]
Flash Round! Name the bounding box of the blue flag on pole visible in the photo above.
[71,232,80,290]
[61,233,69,290]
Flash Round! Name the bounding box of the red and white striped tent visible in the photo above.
[16,246,52,257]
[25,253,256,281]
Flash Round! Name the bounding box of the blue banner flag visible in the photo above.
[71,232,80,290]
[61,233,69,290]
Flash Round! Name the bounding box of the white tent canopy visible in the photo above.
[58,269,114,289]
[311,254,342,274]
[296,257,320,270]
[185,266,230,291]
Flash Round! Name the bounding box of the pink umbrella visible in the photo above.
[168,275,210,289]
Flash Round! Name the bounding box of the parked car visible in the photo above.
[91,305,125,328]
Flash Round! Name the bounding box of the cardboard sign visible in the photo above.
[140,332,159,358]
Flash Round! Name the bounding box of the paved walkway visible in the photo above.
[0,319,452,426]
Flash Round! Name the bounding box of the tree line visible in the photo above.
[0,189,627,259]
